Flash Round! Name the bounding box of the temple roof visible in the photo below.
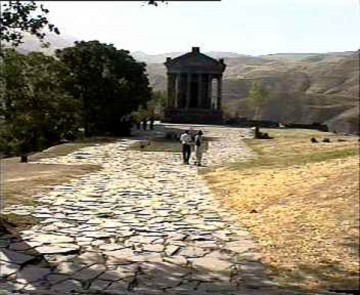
[164,47,226,74]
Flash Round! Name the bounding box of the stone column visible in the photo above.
[186,73,191,109]
[167,73,175,108]
[174,73,180,108]
[217,75,222,110]
[208,74,212,110]
[197,73,202,108]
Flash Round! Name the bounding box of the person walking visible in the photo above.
[180,130,192,164]
[194,130,204,166]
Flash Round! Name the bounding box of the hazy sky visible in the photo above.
[44,0,359,55]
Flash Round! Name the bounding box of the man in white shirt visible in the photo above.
[180,130,192,164]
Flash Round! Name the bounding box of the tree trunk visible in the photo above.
[254,107,261,138]
[20,154,28,163]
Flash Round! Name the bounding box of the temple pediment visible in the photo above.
[165,47,226,74]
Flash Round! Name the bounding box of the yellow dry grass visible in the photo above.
[205,129,359,291]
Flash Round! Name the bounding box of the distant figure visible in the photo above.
[180,130,192,164]
[194,130,204,166]
[149,118,154,130]
[311,137,318,143]
[142,119,147,130]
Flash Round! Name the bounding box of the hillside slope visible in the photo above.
[145,51,359,134]
[12,34,359,134]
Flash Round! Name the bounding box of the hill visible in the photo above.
[142,51,359,134]
[10,32,77,55]
[12,34,359,134]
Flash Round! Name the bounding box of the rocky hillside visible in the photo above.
[9,33,77,55]
[12,34,359,134]
[142,51,359,134]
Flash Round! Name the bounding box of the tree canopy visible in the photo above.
[0,49,81,155]
[56,41,152,136]
[0,1,60,47]
[248,81,268,120]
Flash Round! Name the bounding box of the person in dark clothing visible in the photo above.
[180,130,192,164]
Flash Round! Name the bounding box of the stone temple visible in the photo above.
[163,47,226,124]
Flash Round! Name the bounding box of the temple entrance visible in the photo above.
[163,47,226,123]
[190,77,198,108]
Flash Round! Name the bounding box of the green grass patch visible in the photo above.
[1,214,38,229]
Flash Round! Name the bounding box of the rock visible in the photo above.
[98,266,135,281]
[167,233,187,241]
[89,279,111,291]
[224,240,256,254]
[30,234,74,244]
[83,231,114,239]
[75,263,106,281]
[51,279,82,292]
[0,261,20,278]
[46,274,70,285]
[0,249,35,265]
[9,242,31,252]
[36,244,80,255]
[163,255,187,266]
[192,256,233,272]
[55,261,87,274]
[179,247,209,258]
[104,280,130,293]
[164,245,180,256]
[127,236,158,244]
[99,244,124,251]
[74,252,105,264]
[15,265,51,284]
[142,244,164,253]
[105,248,135,262]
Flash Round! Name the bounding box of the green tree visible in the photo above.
[248,81,268,121]
[0,49,81,157]
[145,90,166,119]
[0,1,59,47]
[247,81,268,137]
[56,41,152,136]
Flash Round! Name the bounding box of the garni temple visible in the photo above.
[163,47,226,124]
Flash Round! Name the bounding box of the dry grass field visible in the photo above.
[205,129,359,292]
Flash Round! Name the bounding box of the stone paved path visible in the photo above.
[0,124,342,295]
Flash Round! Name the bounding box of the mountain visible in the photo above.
[12,34,359,134]
[9,33,78,55]
[140,50,359,134]
[131,51,246,64]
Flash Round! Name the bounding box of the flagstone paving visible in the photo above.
[0,124,344,294]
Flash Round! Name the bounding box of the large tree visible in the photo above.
[56,41,152,136]
[0,1,60,47]
[0,49,81,157]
